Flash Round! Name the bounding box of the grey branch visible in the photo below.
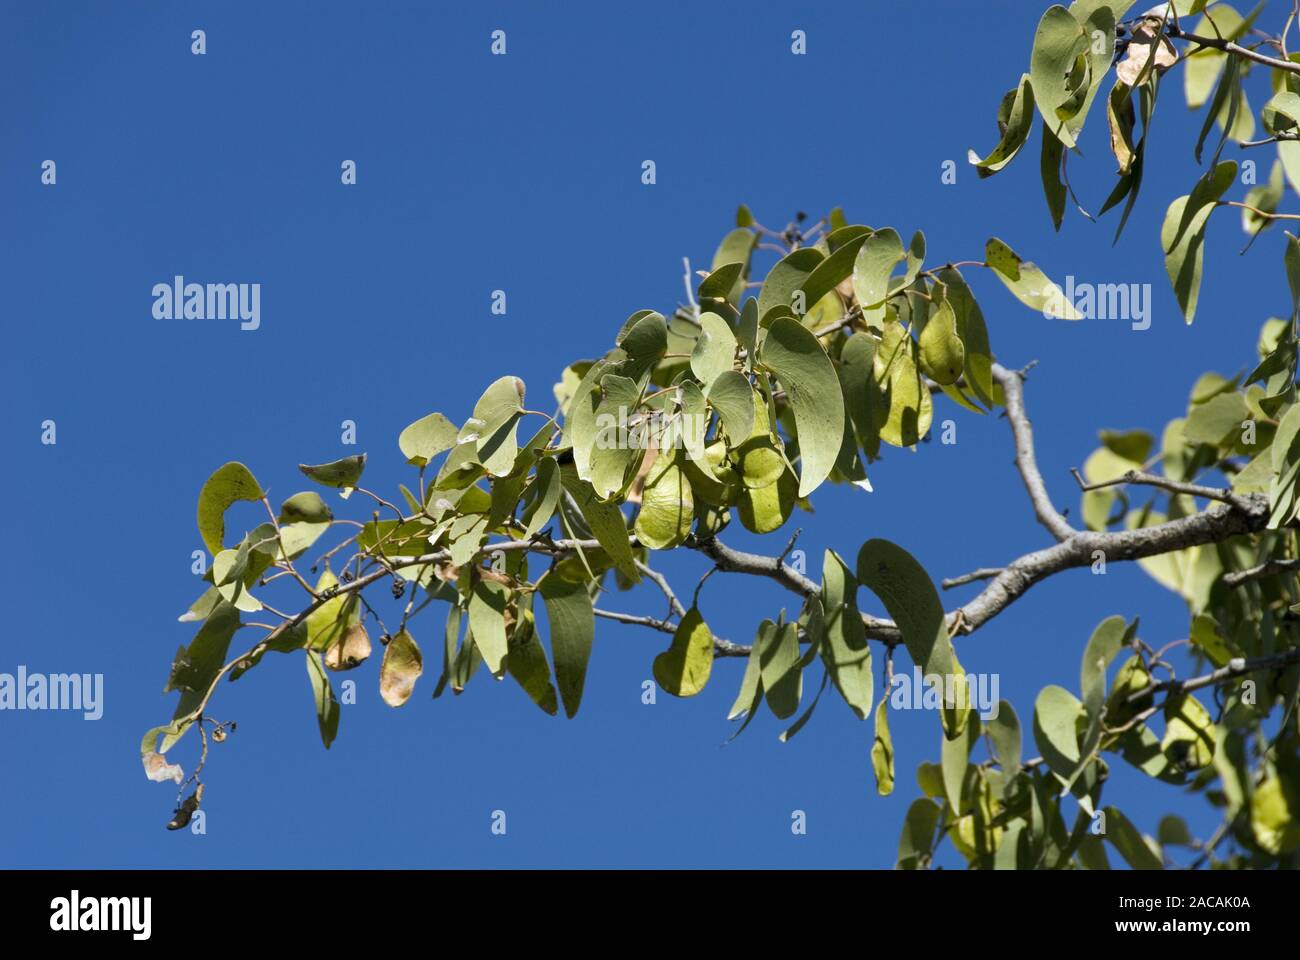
[593,607,749,657]
[1149,647,1300,698]
[1222,557,1300,587]
[1070,466,1247,508]
[991,363,1075,542]
[941,568,1004,590]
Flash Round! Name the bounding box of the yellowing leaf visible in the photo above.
[871,700,894,796]
[634,453,694,549]
[196,462,263,555]
[380,629,423,707]
[652,607,714,697]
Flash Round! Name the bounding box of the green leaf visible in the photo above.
[875,322,932,447]
[520,456,562,537]
[690,311,738,388]
[798,231,869,310]
[1033,685,1083,783]
[299,454,367,489]
[852,229,905,328]
[589,374,641,499]
[196,462,263,555]
[897,799,942,869]
[652,607,714,697]
[1029,4,1088,148]
[987,701,1022,774]
[559,469,638,582]
[969,74,1035,176]
[984,238,1082,319]
[936,268,995,407]
[466,376,526,477]
[539,574,594,719]
[1040,121,1067,231]
[1161,691,1216,772]
[305,650,340,748]
[398,412,459,467]
[634,453,695,550]
[918,297,965,386]
[1189,613,1236,668]
[759,620,802,720]
[1103,806,1164,869]
[706,370,755,444]
[1250,772,1300,854]
[617,311,668,364]
[380,628,423,707]
[698,263,745,307]
[1242,159,1284,235]
[758,315,845,497]
[819,549,872,720]
[855,539,955,681]
[941,708,979,814]
[736,467,797,534]
[305,569,359,653]
[164,601,241,735]
[758,248,824,319]
[1080,615,1129,716]
[1184,390,1248,446]
[468,579,510,676]
[1160,160,1237,324]
[278,491,332,525]
[871,700,894,796]
[712,227,758,273]
[505,602,558,716]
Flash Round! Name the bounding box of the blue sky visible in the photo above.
[0,1,1288,868]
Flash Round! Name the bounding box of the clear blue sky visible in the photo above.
[0,1,1286,868]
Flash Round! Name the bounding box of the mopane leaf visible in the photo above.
[278,491,332,525]
[708,370,756,446]
[652,607,714,697]
[634,453,695,550]
[1103,805,1164,870]
[875,322,932,447]
[759,621,802,720]
[987,701,1021,775]
[398,412,459,467]
[380,629,423,707]
[1160,161,1237,324]
[855,539,955,680]
[852,229,905,328]
[918,297,965,385]
[539,574,594,719]
[758,248,824,319]
[968,74,1035,176]
[299,454,367,489]
[758,315,845,497]
[197,462,263,555]
[505,604,558,716]
[305,650,340,749]
[984,238,1082,319]
[690,311,738,388]
[819,549,872,719]
[468,579,510,676]
[871,700,894,796]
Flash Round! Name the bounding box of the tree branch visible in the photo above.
[991,363,1075,542]
[1171,23,1300,75]
[594,607,749,656]
[1070,467,1249,508]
